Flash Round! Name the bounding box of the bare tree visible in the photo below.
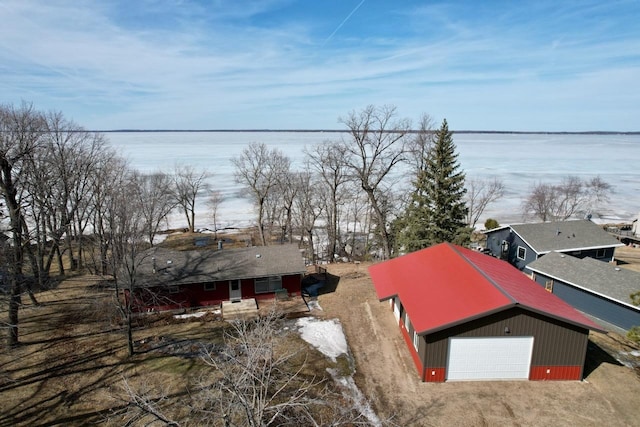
[194,310,373,426]
[114,310,380,426]
[522,175,612,221]
[0,102,44,346]
[465,177,505,228]
[23,111,108,282]
[232,143,291,246]
[106,172,148,356]
[306,141,349,262]
[293,170,324,264]
[343,183,372,261]
[133,171,177,245]
[207,190,224,239]
[407,113,435,174]
[339,105,411,259]
[276,170,300,244]
[113,376,180,426]
[87,150,130,275]
[172,164,211,233]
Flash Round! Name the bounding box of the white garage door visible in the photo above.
[447,337,534,381]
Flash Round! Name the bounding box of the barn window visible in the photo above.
[204,283,216,291]
[168,285,180,294]
[596,248,605,258]
[255,276,283,293]
[412,330,419,351]
[404,311,411,330]
[517,246,527,260]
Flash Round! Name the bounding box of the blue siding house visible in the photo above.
[484,220,623,271]
[526,252,640,331]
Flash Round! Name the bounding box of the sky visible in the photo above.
[1,0,639,131]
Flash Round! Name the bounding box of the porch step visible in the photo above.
[222,298,259,320]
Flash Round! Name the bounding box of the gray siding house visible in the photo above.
[526,252,640,331]
[484,220,623,270]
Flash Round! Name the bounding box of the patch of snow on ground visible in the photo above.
[173,309,220,319]
[296,317,347,362]
[307,300,323,311]
[331,371,382,427]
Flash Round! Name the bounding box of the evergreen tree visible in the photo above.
[397,119,469,252]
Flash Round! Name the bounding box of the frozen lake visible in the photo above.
[105,131,640,230]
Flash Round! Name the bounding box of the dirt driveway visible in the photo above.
[314,263,640,427]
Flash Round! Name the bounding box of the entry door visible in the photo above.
[229,280,242,302]
[447,337,534,381]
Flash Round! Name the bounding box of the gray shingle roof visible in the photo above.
[527,252,640,308]
[133,244,306,288]
[510,220,623,254]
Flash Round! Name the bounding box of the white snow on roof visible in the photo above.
[296,317,347,362]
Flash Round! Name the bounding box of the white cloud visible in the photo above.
[0,0,638,130]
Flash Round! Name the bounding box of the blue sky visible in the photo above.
[1,0,639,131]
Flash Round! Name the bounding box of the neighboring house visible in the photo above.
[369,243,603,382]
[130,244,306,312]
[527,252,640,331]
[484,220,623,270]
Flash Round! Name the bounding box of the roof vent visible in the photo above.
[615,267,621,271]
[256,254,261,258]
[167,260,172,265]
[556,228,561,236]
[560,254,565,258]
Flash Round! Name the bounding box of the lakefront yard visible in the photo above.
[1,246,639,426]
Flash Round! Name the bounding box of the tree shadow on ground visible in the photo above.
[0,275,220,427]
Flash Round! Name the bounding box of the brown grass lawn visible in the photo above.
[1,244,640,426]
[0,273,346,426]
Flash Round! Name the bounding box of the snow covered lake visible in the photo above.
[105,131,640,230]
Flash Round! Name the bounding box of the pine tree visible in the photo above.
[397,119,469,252]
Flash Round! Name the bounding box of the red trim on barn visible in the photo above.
[399,319,424,376]
[529,366,582,381]
[424,368,446,382]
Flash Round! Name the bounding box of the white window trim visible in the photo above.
[517,246,527,260]
[413,330,419,351]
[254,276,283,294]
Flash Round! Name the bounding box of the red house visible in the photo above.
[131,244,306,312]
[369,243,604,382]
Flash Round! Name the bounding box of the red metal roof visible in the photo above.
[369,243,602,334]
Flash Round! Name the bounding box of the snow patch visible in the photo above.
[296,317,347,362]
[307,300,323,311]
[173,309,220,319]
[330,370,382,427]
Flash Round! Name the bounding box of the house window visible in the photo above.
[413,330,419,351]
[168,285,180,294]
[596,249,605,258]
[517,246,527,260]
[204,283,216,291]
[254,276,283,294]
